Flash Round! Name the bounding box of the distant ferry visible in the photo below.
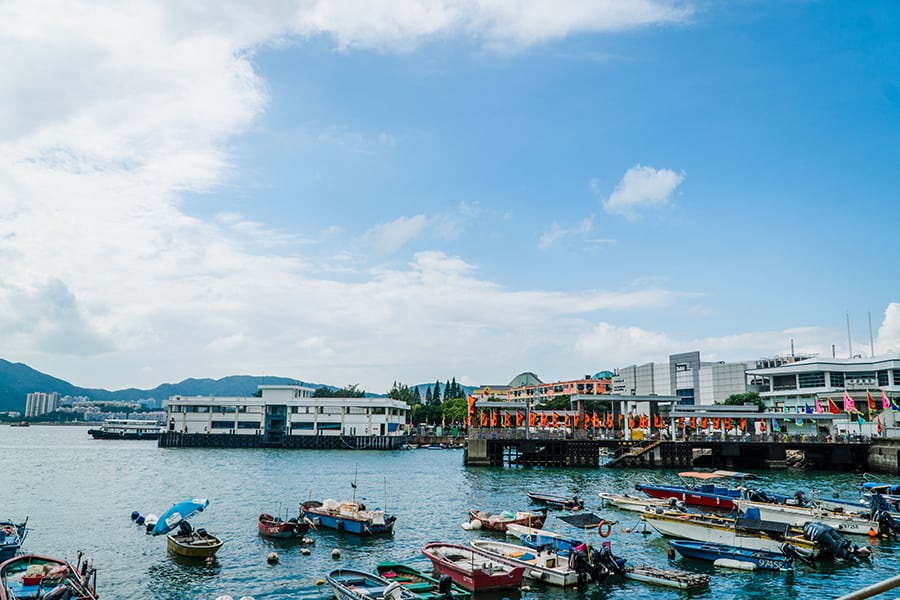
[88,419,165,440]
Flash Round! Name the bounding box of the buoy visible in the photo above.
[332,548,341,558]
[316,579,325,586]
[667,547,675,559]
[301,548,311,556]
[572,506,579,512]
[521,585,531,591]
[624,528,631,533]
[135,515,145,525]
[130,511,140,521]
[214,596,233,600]
[713,558,757,571]
[267,552,279,564]
[205,556,215,565]
[240,596,256,600]
[869,528,878,537]
[461,522,472,531]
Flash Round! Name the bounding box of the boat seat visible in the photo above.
[6,582,42,600]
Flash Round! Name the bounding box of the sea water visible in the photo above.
[2,426,896,599]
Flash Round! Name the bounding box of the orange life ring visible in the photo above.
[597,520,612,538]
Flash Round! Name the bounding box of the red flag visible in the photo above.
[480,411,488,427]
[724,418,732,431]
[700,417,708,429]
[529,411,537,427]
[516,411,525,427]
[551,412,559,428]
[628,414,635,429]
[540,411,548,427]
[877,417,883,434]
[827,397,841,414]
[759,419,766,432]
[503,411,511,427]
[564,413,571,428]
[868,390,877,411]
[573,413,580,428]
[605,412,613,428]
[689,417,696,429]
[713,418,721,429]
[678,417,684,429]
[490,410,498,427]
[739,417,746,431]
[593,412,601,429]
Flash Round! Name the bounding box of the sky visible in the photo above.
[1,1,899,394]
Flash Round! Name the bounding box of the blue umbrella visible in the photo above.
[150,498,209,536]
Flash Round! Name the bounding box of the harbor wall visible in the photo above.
[867,439,900,474]
[157,432,408,450]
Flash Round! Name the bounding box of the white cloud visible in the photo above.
[600,165,686,219]
[876,303,900,356]
[364,215,430,255]
[539,216,597,249]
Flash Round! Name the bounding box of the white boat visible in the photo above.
[640,507,821,556]
[88,418,165,440]
[599,492,679,513]
[734,499,880,536]
[469,539,579,587]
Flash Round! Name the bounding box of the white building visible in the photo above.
[25,391,59,417]
[163,384,410,442]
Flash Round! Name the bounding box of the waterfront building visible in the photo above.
[162,384,410,447]
[473,372,612,404]
[25,391,59,417]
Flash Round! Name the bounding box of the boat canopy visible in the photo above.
[150,498,209,535]
[677,470,758,480]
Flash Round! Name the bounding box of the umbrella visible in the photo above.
[150,498,209,536]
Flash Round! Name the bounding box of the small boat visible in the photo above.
[0,521,28,562]
[0,552,99,600]
[302,500,396,535]
[635,470,757,510]
[464,509,546,532]
[421,542,525,592]
[150,497,224,558]
[327,568,420,600]
[87,418,165,440]
[599,492,679,513]
[526,492,584,510]
[734,499,883,536]
[505,524,584,557]
[469,539,579,587]
[258,513,312,538]
[669,539,794,571]
[374,562,470,600]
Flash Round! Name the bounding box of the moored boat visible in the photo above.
[327,568,420,600]
[635,470,757,510]
[465,509,546,532]
[668,539,794,571]
[599,492,681,513]
[150,497,224,558]
[258,513,312,538]
[469,539,579,587]
[526,492,584,511]
[734,499,883,536]
[0,552,98,600]
[421,542,525,592]
[0,521,28,563]
[505,524,584,557]
[87,418,165,440]
[374,562,470,600]
[302,500,396,535]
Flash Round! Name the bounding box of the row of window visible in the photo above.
[170,405,400,415]
[772,370,896,391]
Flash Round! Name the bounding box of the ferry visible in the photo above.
[88,419,165,440]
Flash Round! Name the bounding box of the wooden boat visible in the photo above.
[734,499,881,536]
[599,492,678,513]
[374,562,470,600]
[669,539,794,571]
[465,509,546,532]
[302,500,396,535]
[0,552,98,600]
[635,470,757,510]
[469,539,579,587]
[526,492,584,510]
[166,522,224,558]
[258,513,311,538]
[0,521,27,563]
[327,568,420,600]
[421,542,525,592]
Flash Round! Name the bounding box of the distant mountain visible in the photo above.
[0,359,317,413]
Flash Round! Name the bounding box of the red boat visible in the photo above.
[465,509,546,532]
[257,513,311,538]
[635,470,758,510]
[421,542,524,592]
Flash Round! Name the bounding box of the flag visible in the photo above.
[480,411,488,427]
[678,417,685,429]
[884,390,895,410]
[878,417,883,434]
[739,417,746,431]
[892,393,900,411]
[689,417,697,429]
[593,411,601,429]
[867,390,877,411]
[805,403,813,414]
[724,418,732,431]
[551,412,559,428]
[857,414,866,427]
[467,395,477,420]
[772,419,781,432]
[572,412,580,428]
[564,413,571,428]
[713,418,721,429]
[701,417,708,429]
[583,412,590,430]
[759,419,766,432]
[503,411,510,427]
[827,397,841,414]
[516,411,525,427]
[540,411,548,427]
[606,412,613,428]
[490,410,498,427]
[843,391,858,413]
[529,411,537,427]
[628,414,635,429]
[814,397,824,414]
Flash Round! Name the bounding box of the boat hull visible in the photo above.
[669,540,792,571]
[166,531,224,558]
[636,484,736,510]
[467,510,546,532]
[327,568,419,600]
[0,553,98,600]
[734,500,878,536]
[304,508,395,535]
[422,542,525,592]
[526,492,583,510]
[258,514,310,538]
[374,562,470,600]
[0,522,27,563]
[469,539,578,587]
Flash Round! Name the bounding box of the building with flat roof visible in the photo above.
[25,391,59,418]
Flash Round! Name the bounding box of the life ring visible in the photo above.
[597,520,612,538]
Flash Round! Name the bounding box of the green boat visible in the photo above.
[374,562,470,600]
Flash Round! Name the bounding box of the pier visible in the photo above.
[158,431,408,450]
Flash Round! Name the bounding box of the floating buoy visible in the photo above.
[572,506,579,512]
[130,511,140,521]
[624,528,631,533]
[316,579,325,586]
[521,585,531,591]
[301,548,311,556]
[301,536,315,545]
[205,556,215,565]
[332,548,341,558]
[214,596,233,600]
[667,547,675,559]
[267,552,279,564]
[869,528,878,537]
[469,520,482,530]
[240,596,256,600]
[135,515,145,525]
[714,558,757,571]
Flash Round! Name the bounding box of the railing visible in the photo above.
[836,574,900,600]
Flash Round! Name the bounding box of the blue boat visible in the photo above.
[301,500,396,535]
[0,520,28,562]
[668,540,794,571]
[327,568,419,600]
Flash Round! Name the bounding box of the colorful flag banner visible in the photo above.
[883,390,892,409]
[827,397,841,414]
[814,397,824,414]
[867,390,877,411]
[843,390,858,413]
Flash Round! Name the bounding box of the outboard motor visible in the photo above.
[793,490,808,506]
[803,522,868,560]
[780,543,816,567]
[178,520,193,536]
[438,575,454,600]
[745,489,772,503]
[592,544,627,578]
[568,545,593,584]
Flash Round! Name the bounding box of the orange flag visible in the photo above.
[551,412,559,428]
[529,411,537,427]
[480,411,488,427]
[689,417,696,429]
[540,412,548,427]
[564,413,571,428]
[516,411,525,427]
[490,410,498,427]
[573,413,580,428]
[503,411,511,427]
[740,417,746,431]
[628,414,635,429]
[678,417,685,429]
[606,412,613,428]
[701,417,708,429]
[724,418,732,431]
[593,412,602,428]
[582,413,590,430]
[759,420,766,432]
[713,418,721,429]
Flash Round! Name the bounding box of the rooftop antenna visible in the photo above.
[868,311,875,358]
[846,313,853,358]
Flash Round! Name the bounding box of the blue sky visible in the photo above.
[1,1,899,393]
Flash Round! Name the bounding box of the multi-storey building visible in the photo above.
[25,391,59,417]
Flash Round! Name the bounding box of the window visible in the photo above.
[773,374,796,391]
[292,422,314,430]
[318,422,341,430]
[878,370,890,386]
[211,421,232,429]
[798,372,825,388]
[830,372,845,388]
[237,421,260,429]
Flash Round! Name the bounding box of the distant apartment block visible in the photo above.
[25,391,60,417]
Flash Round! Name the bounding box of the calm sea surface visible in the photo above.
[2,426,897,600]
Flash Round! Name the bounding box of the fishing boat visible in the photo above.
[464,509,546,532]
[505,524,584,557]
[87,418,165,440]
[0,552,99,600]
[257,513,312,538]
[0,521,28,562]
[635,470,759,510]
[733,499,883,536]
[469,539,579,587]
[327,568,420,600]
[374,562,470,600]
[668,540,795,571]
[526,492,584,510]
[598,492,682,513]
[302,500,396,535]
[150,498,224,558]
[421,542,525,592]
